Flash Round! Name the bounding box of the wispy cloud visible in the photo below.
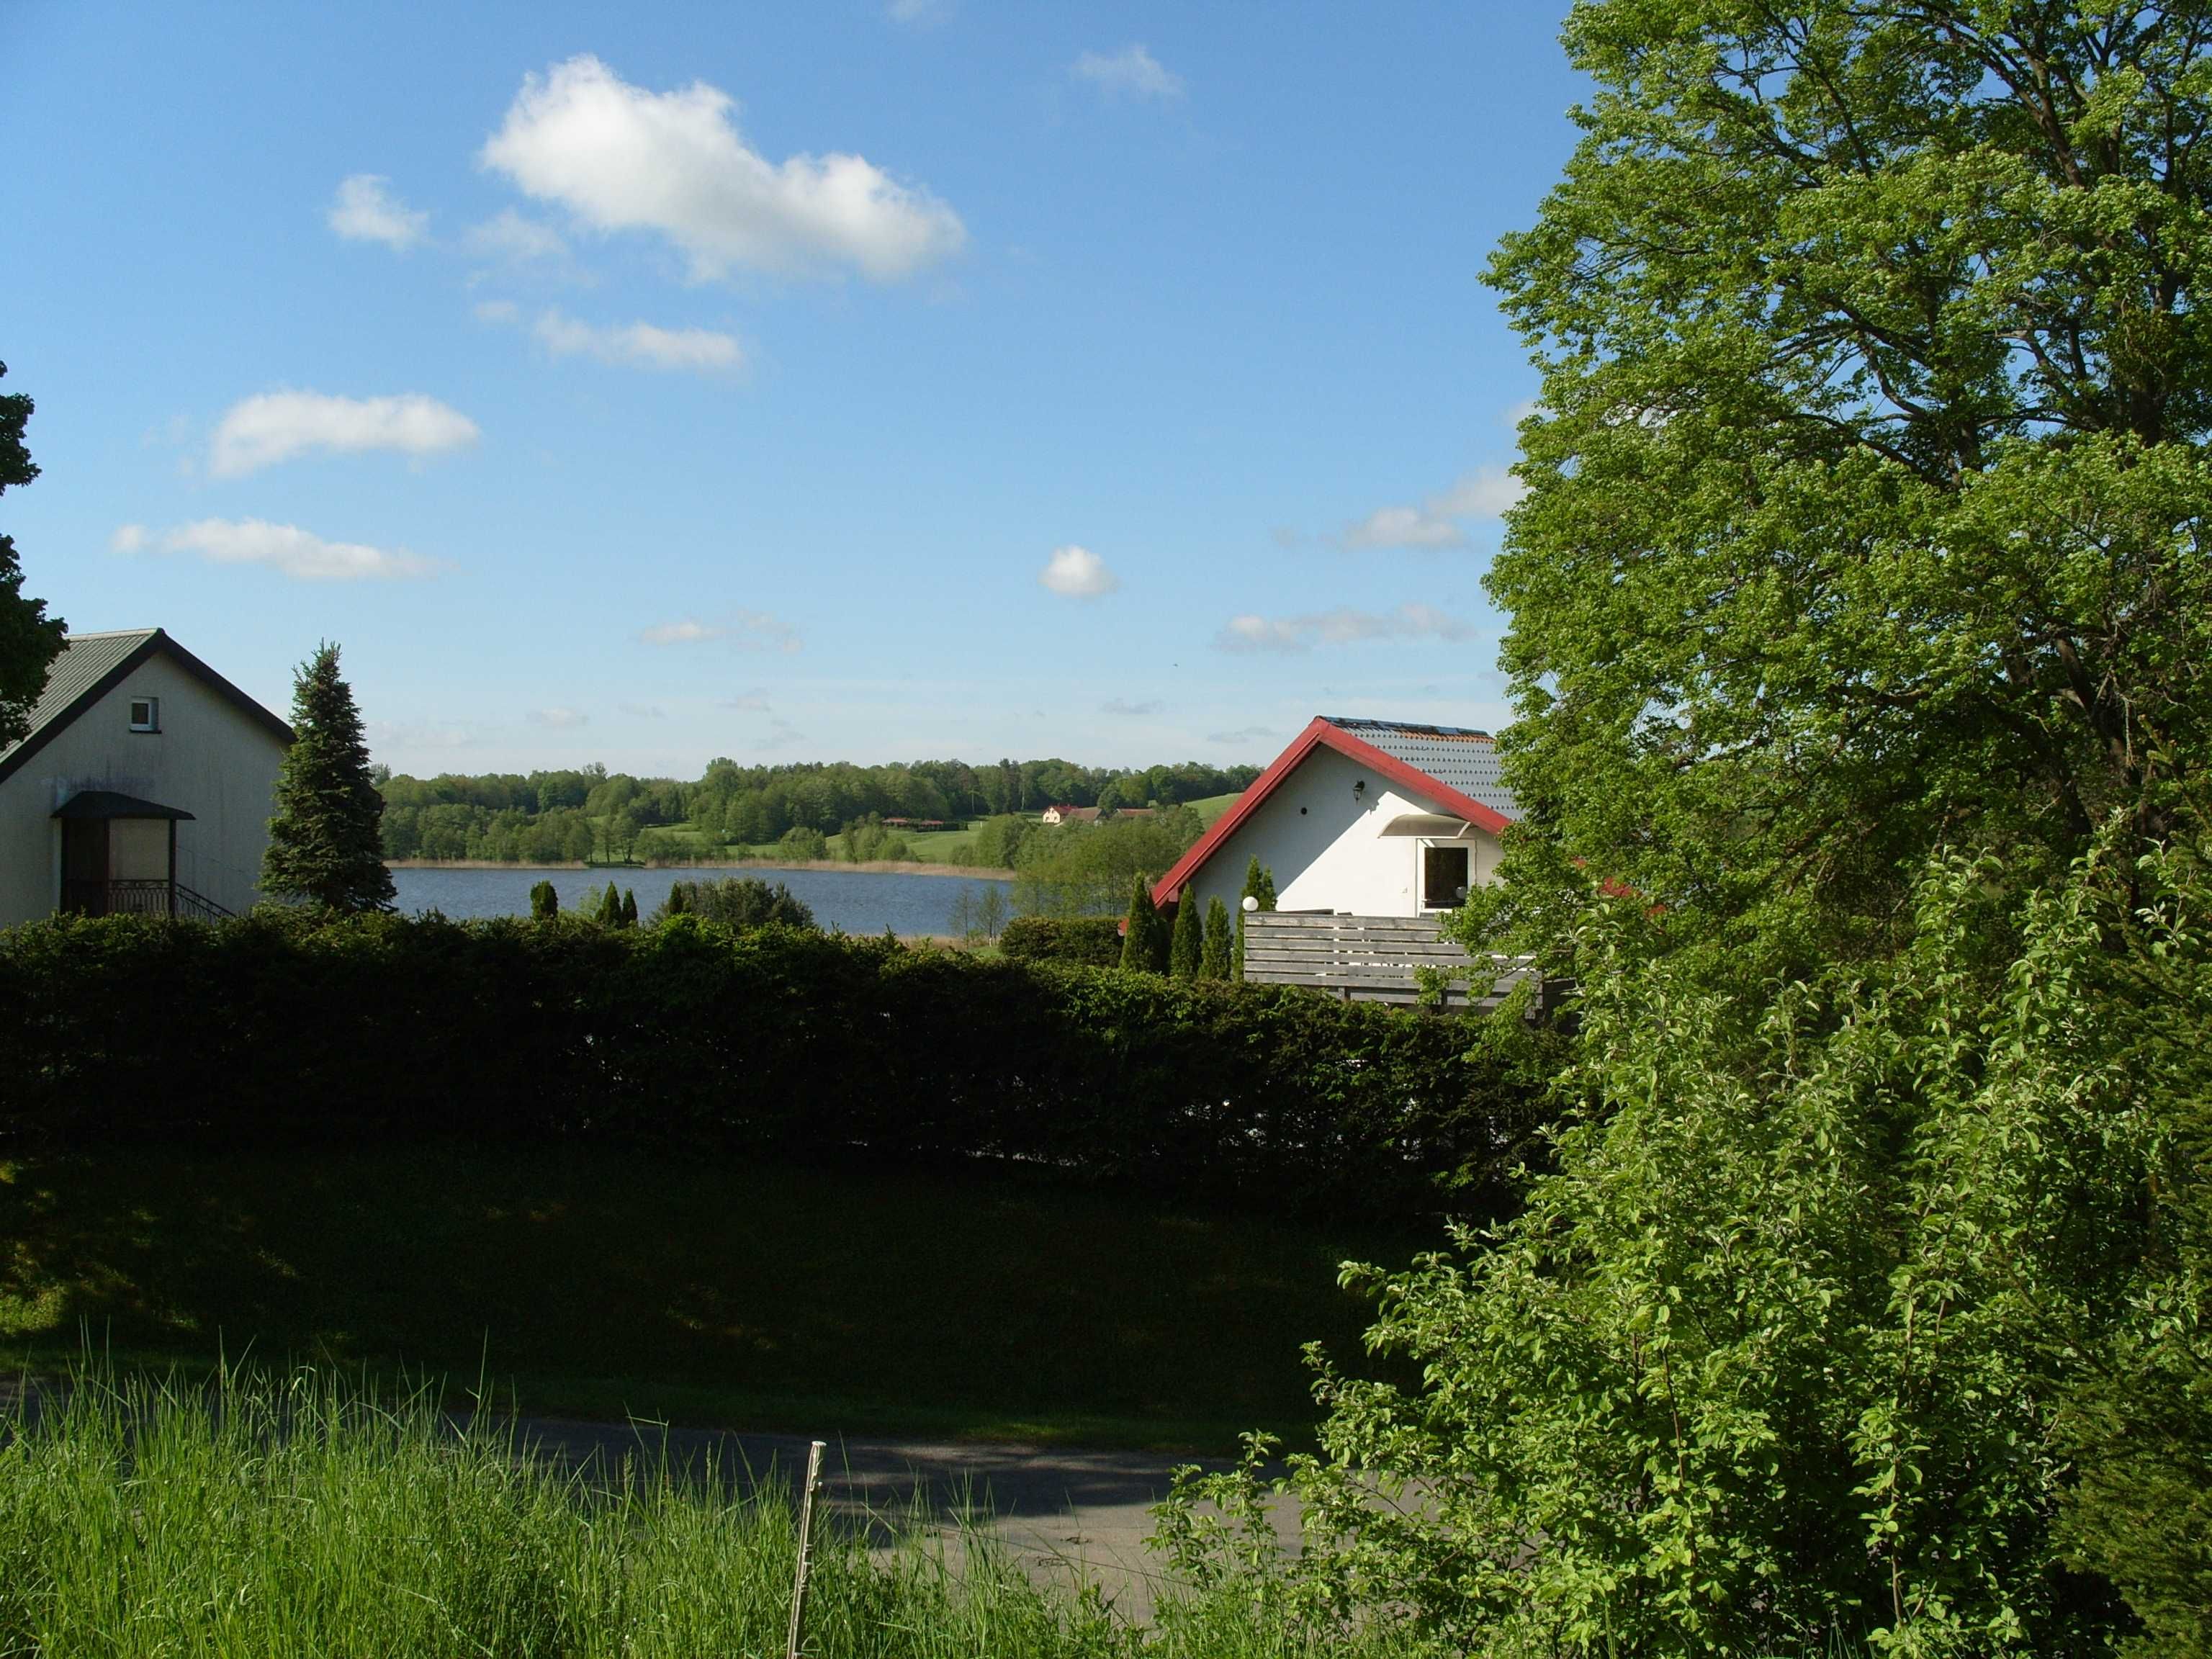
[369,721,480,752]
[639,613,800,653]
[619,702,667,719]
[1332,467,1523,551]
[1214,604,1476,653]
[1100,697,1163,717]
[885,0,951,23]
[464,208,569,263]
[1038,544,1118,598]
[528,706,590,729]
[533,308,742,373]
[480,55,965,282]
[328,174,428,249]
[1206,724,1278,746]
[755,717,806,751]
[156,518,441,582]
[210,391,480,477]
[718,689,774,711]
[109,523,146,554]
[1074,44,1184,100]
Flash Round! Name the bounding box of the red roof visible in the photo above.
[1150,716,1514,907]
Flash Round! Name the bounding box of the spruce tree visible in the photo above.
[596,882,621,926]
[1168,885,1202,979]
[1119,874,1161,972]
[1200,896,1231,979]
[621,888,638,927]
[0,362,65,750]
[261,642,395,912]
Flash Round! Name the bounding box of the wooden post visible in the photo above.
[784,1439,827,1659]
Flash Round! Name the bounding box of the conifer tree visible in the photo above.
[261,642,395,912]
[596,882,621,926]
[1168,885,1202,979]
[529,880,558,920]
[1233,856,1277,979]
[0,362,64,750]
[1200,896,1232,979]
[1119,874,1163,972]
[620,888,638,927]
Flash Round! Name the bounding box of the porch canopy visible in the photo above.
[52,790,194,821]
[1378,811,1477,838]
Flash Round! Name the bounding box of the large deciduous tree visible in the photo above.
[1485,0,2212,976]
[262,642,396,912]
[0,362,66,748]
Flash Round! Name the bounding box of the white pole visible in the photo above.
[785,1439,827,1659]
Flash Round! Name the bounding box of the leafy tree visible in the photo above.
[0,361,63,750]
[529,880,558,921]
[1167,885,1202,980]
[775,824,829,862]
[1481,0,2212,984]
[262,642,395,912]
[653,876,816,930]
[1200,896,1232,979]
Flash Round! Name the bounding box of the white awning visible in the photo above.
[1379,812,1477,838]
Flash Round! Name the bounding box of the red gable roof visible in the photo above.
[1150,716,1514,907]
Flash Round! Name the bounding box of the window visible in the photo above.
[128,697,160,733]
[1421,843,1469,910]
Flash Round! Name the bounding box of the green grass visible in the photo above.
[0,1148,1412,1452]
[0,1364,1419,1657]
[1185,794,1241,828]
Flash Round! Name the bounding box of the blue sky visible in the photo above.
[5,3,1585,776]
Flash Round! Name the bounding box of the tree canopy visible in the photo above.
[1485,0,2212,976]
[0,361,65,750]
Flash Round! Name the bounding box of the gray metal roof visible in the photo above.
[0,629,160,769]
[1323,716,1521,819]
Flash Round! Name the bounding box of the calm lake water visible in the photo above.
[387,864,1012,935]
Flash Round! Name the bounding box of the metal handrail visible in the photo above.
[58,878,236,922]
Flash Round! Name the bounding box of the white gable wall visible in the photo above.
[1178,743,1503,920]
[0,651,289,925]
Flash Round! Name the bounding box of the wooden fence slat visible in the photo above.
[1241,912,1535,1005]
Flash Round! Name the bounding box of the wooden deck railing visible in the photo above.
[1243,912,1535,1008]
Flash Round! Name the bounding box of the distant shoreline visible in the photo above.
[386,858,1013,882]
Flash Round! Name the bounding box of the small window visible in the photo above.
[129,697,160,733]
[1421,844,1470,910]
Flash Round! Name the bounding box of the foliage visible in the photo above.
[947,881,1011,941]
[837,812,914,863]
[0,911,1563,1221]
[619,888,638,927]
[0,1364,1431,1658]
[1233,858,1277,980]
[1168,886,1203,980]
[529,879,557,921]
[999,915,1124,967]
[1200,897,1232,980]
[654,876,817,931]
[593,882,622,927]
[1012,807,1206,917]
[1163,836,2212,1654]
[774,824,829,862]
[1120,875,1169,973]
[261,642,395,914]
[961,812,1037,870]
[0,360,64,750]
[1480,0,2212,985]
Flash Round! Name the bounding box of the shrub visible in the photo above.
[998,915,1122,967]
[1169,886,1202,979]
[775,825,829,862]
[0,910,1561,1220]
[655,877,817,931]
[529,880,557,921]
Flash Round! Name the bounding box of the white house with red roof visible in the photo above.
[1152,716,1519,921]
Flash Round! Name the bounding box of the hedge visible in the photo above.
[996,914,1123,967]
[0,912,1563,1219]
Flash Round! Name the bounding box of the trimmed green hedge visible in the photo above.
[0,912,1561,1218]
[997,914,1123,967]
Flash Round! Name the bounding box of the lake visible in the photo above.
[387,864,1012,935]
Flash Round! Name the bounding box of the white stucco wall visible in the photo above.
[1177,744,1504,920]
[0,650,289,925]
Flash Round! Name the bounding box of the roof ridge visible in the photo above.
[61,626,163,641]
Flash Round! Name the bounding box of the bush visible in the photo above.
[655,877,817,931]
[997,915,1122,967]
[775,825,829,861]
[0,910,1561,1220]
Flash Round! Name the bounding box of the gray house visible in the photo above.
[0,629,292,926]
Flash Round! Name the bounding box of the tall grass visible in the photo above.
[0,1366,1413,1658]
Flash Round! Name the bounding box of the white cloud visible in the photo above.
[528,707,590,729]
[1039,544,1118,598]
[465,208,569,262]
[1100,697,1163,717]
[479,55,966,281]
[534,308,742,372]
[473,299,521,325]
[328,174,428,249]
[1074,45,1184,101]
[1214,604,1477,653]
[210,391,480,478]
[639,613,800,652]
[109,523,146,554]
[158,518,440,582]
[1333,467,1525,550]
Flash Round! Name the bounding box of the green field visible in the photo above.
[0,1147,1413,1451]
[1185,793,1240,827]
